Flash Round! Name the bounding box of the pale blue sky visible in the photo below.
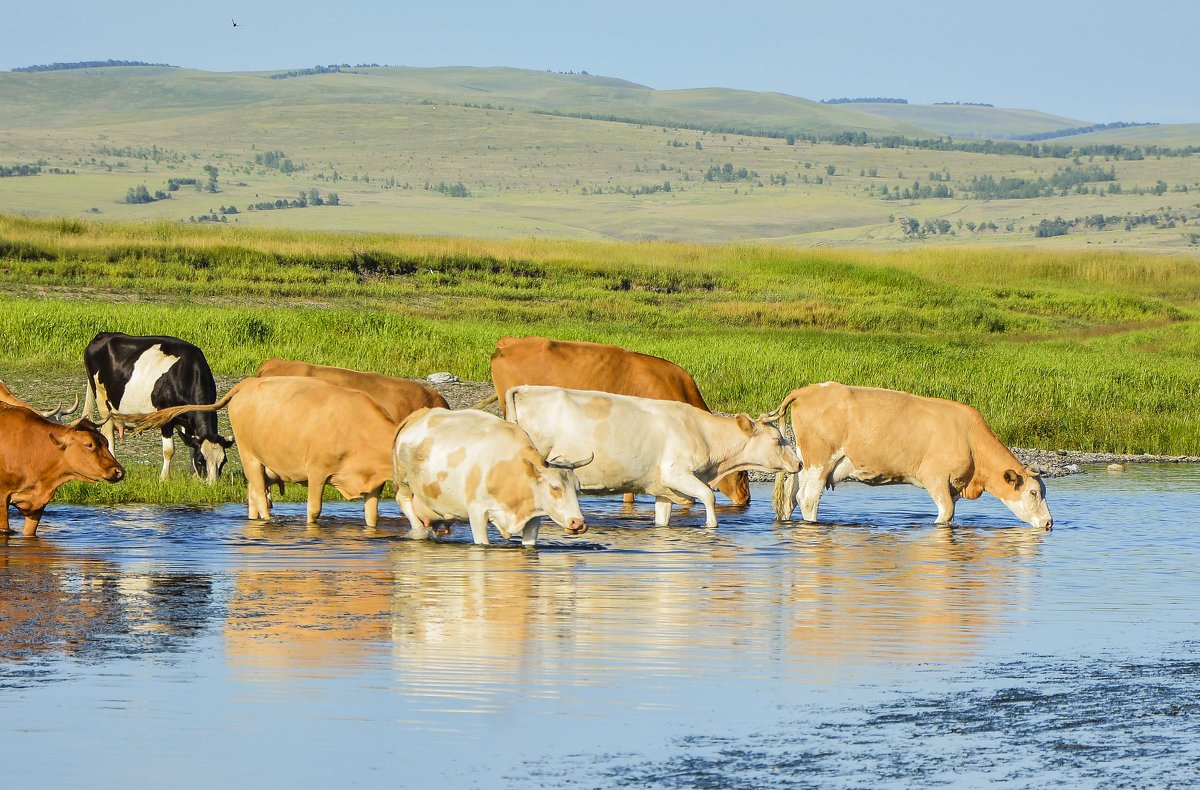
[3,0,1196,124]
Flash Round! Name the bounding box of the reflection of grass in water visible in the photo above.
[55,463,393,506]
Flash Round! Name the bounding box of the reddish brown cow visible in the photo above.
[490,336,750,506]
[256,358,448,422]
[0,405,125,536]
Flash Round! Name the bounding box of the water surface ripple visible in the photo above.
[1,465,1197,786]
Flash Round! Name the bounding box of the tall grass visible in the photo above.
[2,214,1199,462]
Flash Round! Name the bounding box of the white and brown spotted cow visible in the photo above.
[504,385,800,529]
[767,382,1053,530]
[392,407,588,546]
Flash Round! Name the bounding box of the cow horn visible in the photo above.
[547,452,593,470]
[39,392,80,422]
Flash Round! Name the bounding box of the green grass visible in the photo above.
[2,215,1198,478]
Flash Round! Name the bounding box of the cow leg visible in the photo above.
[363,485,383,529]
[520,516,541,547]
[22,507,45,537]
[623,492,636,505]
[797,466,828,523]
[929,482,956,525]
[241,453,272,520]
[663,474,718,528]
[306,480,325,525]
[394,482,432,540]
[0,498,10,534]
[96,393,116,451]
[159,430,174,481]
[467,508,491,545]
[654,496,673,527]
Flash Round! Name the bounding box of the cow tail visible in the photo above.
[768,390,802,521]
[122,381,244,435]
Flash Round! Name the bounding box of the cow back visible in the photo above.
[491,336,709,415]
[256,358,448,423]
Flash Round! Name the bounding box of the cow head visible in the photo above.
[536,455,590,535]
[182,433,233,483]
[997,467,1053,530]
[735,414,801,474]
[53,419,125,483]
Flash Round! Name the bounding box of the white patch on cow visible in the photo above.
[200,439,226,483]
[160,434,175,480]
[115,345,181,414]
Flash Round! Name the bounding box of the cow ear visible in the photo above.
[50,432,70,450]
[1003,468,1023,488]
[735,413,754,435]
[1025,466,1042,479]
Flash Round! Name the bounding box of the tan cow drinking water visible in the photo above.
[767,383,1053,530]
[392,407,588,546]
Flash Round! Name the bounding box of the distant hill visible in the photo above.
[842,101,1093,139]
[0,65,935,138]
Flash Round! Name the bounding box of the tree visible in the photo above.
[124,184,153,204]
[203,165,219,193]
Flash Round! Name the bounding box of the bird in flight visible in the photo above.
[232,18,240,27]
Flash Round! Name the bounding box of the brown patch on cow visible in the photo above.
[422,481,442,499]
[584,396,614,420]
[549,485,564,500]
[447,447,467,467]
[410,438,435,466]
[484,452,540,517]
[466,464,482,498]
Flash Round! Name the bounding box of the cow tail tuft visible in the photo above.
[772,471,798,521]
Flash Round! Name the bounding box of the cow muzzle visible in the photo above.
[566,518,587,535]
[107,466,126,483]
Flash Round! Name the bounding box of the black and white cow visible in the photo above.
[83,332,232,482]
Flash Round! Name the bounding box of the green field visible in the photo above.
[1,65,1199,251]
[2,215,1197,472]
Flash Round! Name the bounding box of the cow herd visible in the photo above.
[0,332,1053,540]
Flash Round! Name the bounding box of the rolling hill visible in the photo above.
[0,64,1198,252]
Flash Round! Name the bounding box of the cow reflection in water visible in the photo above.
[0,546,213,664]
[777,525,1045,662]
[221,520,1045,695]
[224,523,395,671]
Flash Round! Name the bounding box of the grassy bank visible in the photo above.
[2,215,1198,507]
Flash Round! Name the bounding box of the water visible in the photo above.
[2,466,1198,787]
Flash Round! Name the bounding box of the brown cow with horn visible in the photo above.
[0,378,78,424]
[1,404,125,536]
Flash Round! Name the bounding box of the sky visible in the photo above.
[2,0,1197,124]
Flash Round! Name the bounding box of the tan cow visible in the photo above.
[126,377,400,527]
[1,405,125,536]
[767,383,1053,530]
[256,358,448,422]
[490,335,750,506]
[393,407,588,546]
[505,385,800,529]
